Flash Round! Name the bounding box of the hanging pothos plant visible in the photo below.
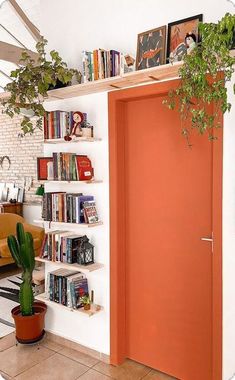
[1,37,82,135]
[163,13,235,144]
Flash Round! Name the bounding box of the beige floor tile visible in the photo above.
[78,369,113,379]
[60,346,99,367]
[0,333,15,352]
[0,344,54,377]
[93,359,150,380]
[15,352,88,380]
[40,335,64,352]
[142,369,178,380]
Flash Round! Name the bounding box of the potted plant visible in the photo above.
[164,13,235,144]
[7,222,47,344]
[1,37,82,135]
[80,294,91,310]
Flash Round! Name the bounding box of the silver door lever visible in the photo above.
[201,237,213,242]
[201,233,214,253]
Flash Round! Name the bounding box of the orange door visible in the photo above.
[124,95,214,380]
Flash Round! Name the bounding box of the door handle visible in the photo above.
[201,233,214,253]
[201,237,213,242]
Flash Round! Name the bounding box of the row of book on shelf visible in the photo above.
[82,49,124,82]
[44,111,94,140]
[40,231,94,266]
[47,269,88,309]
[46,153,94,182]
[42,192,99,224]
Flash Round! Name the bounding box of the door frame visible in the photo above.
[109,79,223,380]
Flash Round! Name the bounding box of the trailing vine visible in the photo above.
[163,13,235,144]
[1,37,82,135]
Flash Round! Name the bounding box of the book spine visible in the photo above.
[48,193,52,221]
[70,281,76,309]
[67,238,72,263]
[93,50,99,80]
[40,234,48,258]
[87,52,94,81]
[53,153,58,180]
[49,273,53,301]
[98,50,103,80]
[115,51,120,76]
[44,114,48,140]
[101,50,105,79]
[120,53,125,75]
[107,50,111,78]
[57,111,61,139]
[82,51,91,82]
[110,50,115,77]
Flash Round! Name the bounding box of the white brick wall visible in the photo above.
[0,106,44,203]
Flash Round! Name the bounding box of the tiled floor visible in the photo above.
[0,333,177,380]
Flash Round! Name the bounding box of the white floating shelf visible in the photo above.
[44,137,102,144]
[35,257,104,273]
[34,219,103,228]
[44,179,103,184]
[36,293,103,317]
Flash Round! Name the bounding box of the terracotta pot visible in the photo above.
[12,302,47,344]
[84,304,91,310]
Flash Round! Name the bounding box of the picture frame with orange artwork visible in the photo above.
[167,14,203,63]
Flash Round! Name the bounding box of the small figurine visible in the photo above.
[185,33,197,55]
[71,111,84,137]
[64,111,84,141]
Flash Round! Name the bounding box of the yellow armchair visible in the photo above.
[0,213,44,267]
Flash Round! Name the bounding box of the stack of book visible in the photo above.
[82,49,123,82]
[40,231,94,265]
[49,153,94,181]
[47,269,88,309]
[44,111,74,140]
[42,192,99,224]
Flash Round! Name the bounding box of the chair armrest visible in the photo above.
[23,223,45,241]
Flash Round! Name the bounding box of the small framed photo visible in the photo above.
[37,157,53,180]
[7,186,19,202]
[167,14,203,63]
[17,187,24,203]
[136,26,167,70]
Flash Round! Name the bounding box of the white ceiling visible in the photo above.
[0,0,40,92]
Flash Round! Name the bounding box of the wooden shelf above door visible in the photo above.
[0,62,182,102]
[46,62,182,101]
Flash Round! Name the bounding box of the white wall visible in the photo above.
[40,0,231,71]
[39,1,235,377]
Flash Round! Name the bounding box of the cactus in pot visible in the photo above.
[7,222,47,344]
[7,222,35,316]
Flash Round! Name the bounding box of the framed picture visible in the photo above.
[17,187,24,203]
[136,26,166,70]
[37,157,53,180]
[167,14,203,63]
[7,186,19,202]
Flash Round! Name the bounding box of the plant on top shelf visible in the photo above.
[8,222,47,343]
[163,13,235,144]
[1,37,82,135]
